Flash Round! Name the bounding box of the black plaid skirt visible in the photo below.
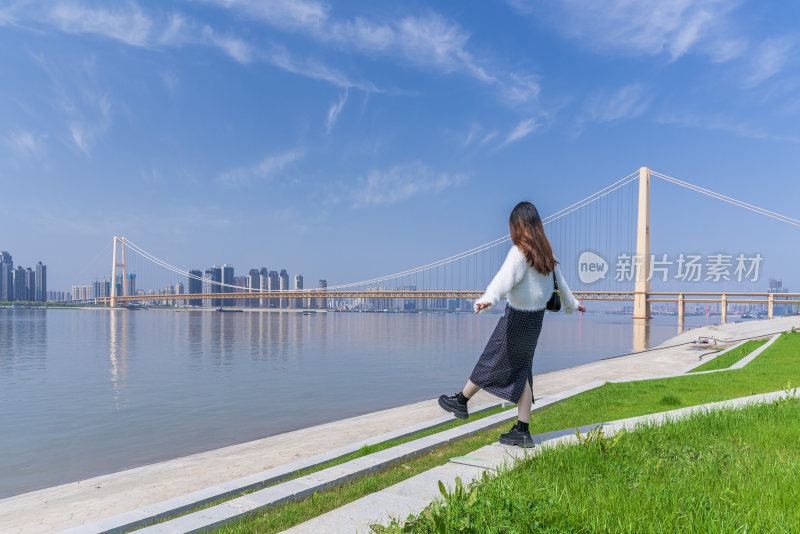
[469,303,545,404]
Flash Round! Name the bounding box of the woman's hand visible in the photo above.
[475,302,491,314]
[578,305,587,313]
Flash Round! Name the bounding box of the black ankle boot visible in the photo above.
[438,393,469,419]
[499,422,534,448]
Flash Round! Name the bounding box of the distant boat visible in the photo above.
[215,307,243,313]
[741,313,753,318]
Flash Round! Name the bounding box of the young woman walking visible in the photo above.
[438,201,585,448]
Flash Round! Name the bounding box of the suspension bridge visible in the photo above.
[91,167,800,322]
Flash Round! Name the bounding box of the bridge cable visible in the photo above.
[122,170,641,292]
[651,171,800,228]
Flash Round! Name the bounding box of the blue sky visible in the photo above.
[1,0,799,292]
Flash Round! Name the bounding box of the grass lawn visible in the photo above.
[211,330,800,533]
[688,339,767,373]
[386,398,800,533]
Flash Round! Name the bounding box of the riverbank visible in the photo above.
[1,315,799,533]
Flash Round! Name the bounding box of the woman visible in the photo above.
[438,201,585,448]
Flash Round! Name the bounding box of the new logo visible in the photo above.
[578,251,608,284]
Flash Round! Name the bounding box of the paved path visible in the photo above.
[284,388,798,533]
[1,315,797,533]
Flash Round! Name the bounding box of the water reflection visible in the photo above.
[0,309,48,374]
[108,309,128,409]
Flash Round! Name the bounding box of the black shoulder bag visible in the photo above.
[546,271,561,312]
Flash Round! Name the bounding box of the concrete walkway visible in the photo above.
[285,388,798,533]
[1,315,798,533]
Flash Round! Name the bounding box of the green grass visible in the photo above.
[688,339,767,373]
[385,397,800,533]
[211,330,800,533]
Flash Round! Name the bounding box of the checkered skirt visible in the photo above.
[469,303,545,404]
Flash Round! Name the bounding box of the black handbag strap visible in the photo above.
[552,271,559,291]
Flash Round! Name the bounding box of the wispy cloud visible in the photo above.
[69,92,111,155]
[265,46,379,91]
[326,90,348,133]
[161,71,179,94]
[350,162,465,208]
[201,25,252,63]
[218,149,305,187]
[463,123,481,146]
[202,0,330,29]
[481,131,498,144]
[0,3,17,26]
[509,0,741,62]
[33,3,253,65]
[5,130,46,157]
[657,112,800,143]
[393,14,493,83]
[584,83,651,123]
[204,2,540,105]
[501,118,539,147]
[746,36,796,87]
[47,2,155,47]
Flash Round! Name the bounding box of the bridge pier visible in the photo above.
[677,293,685,324]
[110,236,127,308]
[721,293,727,323]
[633,167,651,319]
[768,293,774,319]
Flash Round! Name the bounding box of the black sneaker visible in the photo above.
[499,424,535,448]
[438,393,469,419]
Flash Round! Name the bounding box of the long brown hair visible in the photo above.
[509,201,558,275]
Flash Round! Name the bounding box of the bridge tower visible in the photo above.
[633,167,651,319]
[109,236,128,307]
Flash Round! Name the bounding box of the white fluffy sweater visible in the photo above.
[475,245,580,314]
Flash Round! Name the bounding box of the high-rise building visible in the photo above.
[259,273,268,308]
[93,279,110,299]
[174,281,184,306]
[401,285,417,311]
[268,270,279,308]
[72,285,92,301]
[222,264,235,306]
[48,289,68,302]
[234,276,248,307]
[0,264,9,301]
[0,251,11,301]
[25,267,35,301]
[279,269,289,308]
[294,274,304,309]
[314,279,327,309]
[203,266,222,307]
[13,267,26,301]
[188,269,203,306]
[248,269,260,308]
[124,274,136,298]
[35,261,46,302]
[768,278,792,316]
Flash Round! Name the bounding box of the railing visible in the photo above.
[96,289,800,317]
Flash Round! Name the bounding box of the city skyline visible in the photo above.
[0,250,47,303]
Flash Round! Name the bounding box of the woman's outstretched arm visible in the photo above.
[554,265,581,313]
[474,246,526,313]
